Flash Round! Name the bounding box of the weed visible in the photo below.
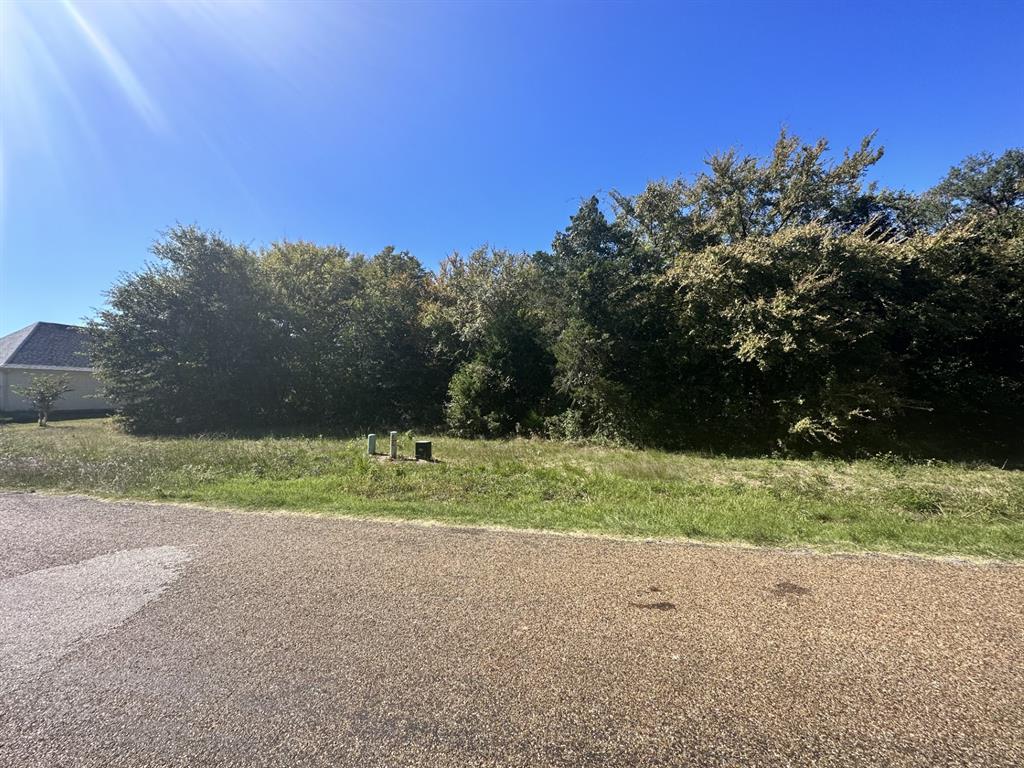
[1,419,1021,558]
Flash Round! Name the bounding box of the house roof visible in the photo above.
[0,322,94,370]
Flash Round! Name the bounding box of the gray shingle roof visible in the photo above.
[0,322,94,369]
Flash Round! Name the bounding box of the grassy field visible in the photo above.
[1,418,1022,559]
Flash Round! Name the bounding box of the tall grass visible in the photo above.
[1,419,1021,558]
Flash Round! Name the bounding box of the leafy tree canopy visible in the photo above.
[88,140,1024,459]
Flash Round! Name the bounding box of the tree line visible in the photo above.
[89,132,1024,457]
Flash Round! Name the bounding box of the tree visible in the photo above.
[893,208,1024,451]
[13,374,73,426]
[355,246,443,428]
[623,130,884,246]
[536,198,644,440]
[928,149,1024,220]
[536,196,688,443]
[84,137,1023,458]
[89,225,284,433]
[427,247,554,437]
[667,224,906,449]
[262,241,365,427]
[263,241,444,431]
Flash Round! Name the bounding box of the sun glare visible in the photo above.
[0,0,336,221]
[58,0,167,132]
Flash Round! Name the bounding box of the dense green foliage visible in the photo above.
[429,248,555,437]
[89,135,1023,457]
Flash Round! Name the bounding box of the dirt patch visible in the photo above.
[629,600,676,611]
[773,580,811,597]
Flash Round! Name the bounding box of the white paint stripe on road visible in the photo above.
[0,546,190,681]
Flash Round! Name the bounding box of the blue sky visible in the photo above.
[2,0,1022,332]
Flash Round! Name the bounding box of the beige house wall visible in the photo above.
[0,368,113,413]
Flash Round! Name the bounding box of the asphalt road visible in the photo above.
[1,492,1022,767]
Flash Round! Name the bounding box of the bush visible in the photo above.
[86,139,1023,460]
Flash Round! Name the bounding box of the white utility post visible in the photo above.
[389,431,398,460]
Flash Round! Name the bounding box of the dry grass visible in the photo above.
[1,418,1021,558]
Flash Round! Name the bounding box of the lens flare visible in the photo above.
[59,0,167,132]
[0,0,358,225]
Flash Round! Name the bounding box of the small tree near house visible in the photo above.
[13,374,73,427]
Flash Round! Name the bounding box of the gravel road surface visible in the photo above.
[0,491,1021,767]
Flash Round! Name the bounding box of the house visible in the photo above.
[0,322,114,415]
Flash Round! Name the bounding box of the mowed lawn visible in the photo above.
[1,418,1022,559]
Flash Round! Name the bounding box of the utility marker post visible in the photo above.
[389,431,398,460]
[367,433,376,455]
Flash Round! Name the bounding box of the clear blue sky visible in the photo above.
[2,0,1022,332]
